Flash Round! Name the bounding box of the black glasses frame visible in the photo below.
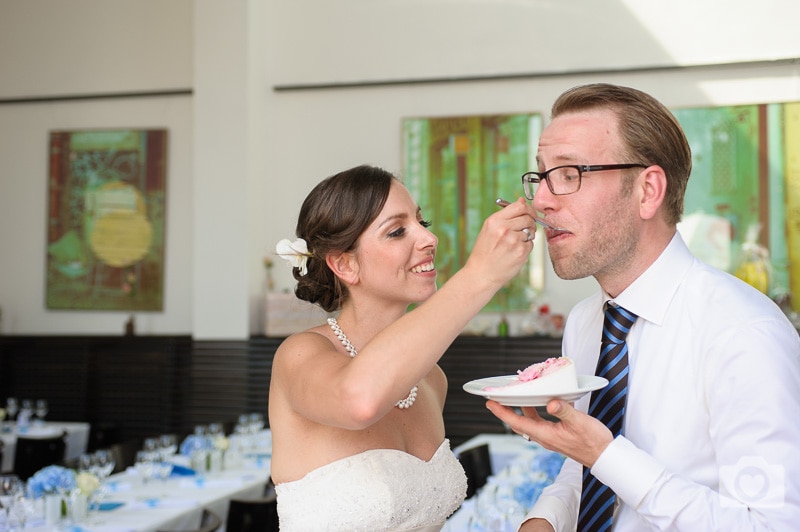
[521,163,647,198]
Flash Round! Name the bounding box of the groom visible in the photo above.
[487,83,800,531]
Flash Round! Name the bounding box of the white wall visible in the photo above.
[266,0,800,87]
[1,0,799,337]
[0,1,192,99]
[259,0,800,326]
[0,0,195,335]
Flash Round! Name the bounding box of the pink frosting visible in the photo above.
[483,356,572,391]
[517,357,571,382]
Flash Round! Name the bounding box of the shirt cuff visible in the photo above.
[591,435,665,508]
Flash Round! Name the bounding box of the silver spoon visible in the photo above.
[495,198,561,231]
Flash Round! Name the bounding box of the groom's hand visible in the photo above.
[486,399,614,468]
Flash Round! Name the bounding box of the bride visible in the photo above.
[268,164,537,531]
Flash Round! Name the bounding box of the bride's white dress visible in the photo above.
[275,439,467,531]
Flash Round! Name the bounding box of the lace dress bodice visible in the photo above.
[275,439,467,531]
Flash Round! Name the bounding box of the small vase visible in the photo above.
[71,492,89,522]
[44,494,62,525]
[209,449,223,474]
[191,449,209,474]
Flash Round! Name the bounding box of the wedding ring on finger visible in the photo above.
[521,433,530,441]
[521,228,533,242]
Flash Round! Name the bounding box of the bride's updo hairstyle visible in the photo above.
[293,164,395,312]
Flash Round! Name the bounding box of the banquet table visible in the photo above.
[445,433,566,532]
[1,421,90,473]
[19,432,273,532]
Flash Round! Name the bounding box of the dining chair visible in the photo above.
[158,508,222,532]
[109,437,143,474]
[87,422,121,452]
[457,443,493,499]
[225,494,279,532]
[12,432,67,480]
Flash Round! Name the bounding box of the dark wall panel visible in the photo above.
[0,334,561,449]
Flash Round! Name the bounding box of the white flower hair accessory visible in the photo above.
[276,238,312,276]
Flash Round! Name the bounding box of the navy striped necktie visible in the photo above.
[577,303,638,532]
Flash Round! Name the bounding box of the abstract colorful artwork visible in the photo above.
[46,129,167,311]
[403,113,543,312]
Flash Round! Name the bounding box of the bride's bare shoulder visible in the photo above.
[276,326,332,356]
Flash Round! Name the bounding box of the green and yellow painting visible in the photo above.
[46,129,167,311]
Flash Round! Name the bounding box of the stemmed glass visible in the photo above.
[0,474,22,529]
[83,450,114,524]
[159,434,177,457]
[142,437,158,455]
[16,400,33,427]
[35,399,48,422]
[207,423,223,439]
[5,398,18,423]
[134,451,156,485]
[9,490,35,531]
[78,453,95,474]
[94,450,116,479]
[249,413,265,433]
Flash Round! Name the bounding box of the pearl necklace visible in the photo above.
[327,317,419,409]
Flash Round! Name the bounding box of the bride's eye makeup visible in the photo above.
[388,218,432,238]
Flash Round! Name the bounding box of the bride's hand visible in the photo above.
[463,197,537,287]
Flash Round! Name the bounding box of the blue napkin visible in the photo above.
[170,464,196,477]
[91,501,125,511]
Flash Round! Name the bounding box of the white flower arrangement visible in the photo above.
[213,435,230,452]
[276,238,312,276]
[75,471,101,496]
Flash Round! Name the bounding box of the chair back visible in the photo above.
[158,508,222,532]
[13,433,67,480]
[457,443,493,499]
[87,422,121,452]
[109,438,142,474]
[226,495,279,532]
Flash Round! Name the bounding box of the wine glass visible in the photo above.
[134,451,156,485]
[17,400,33,428]
[94,450,116,479]
[35,399,48,422]
[5,398,18,422]
[9,490,36,530]
[207,423,223,438]
[159,434,178,458]
[142,437,158,454]
[249,412,265,432]
[0,474,22,527]
[78,453,95,474]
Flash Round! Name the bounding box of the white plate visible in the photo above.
[462,375,609,407]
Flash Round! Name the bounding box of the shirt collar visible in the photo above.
[604,232,694,327]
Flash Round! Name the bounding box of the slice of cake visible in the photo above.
[485,357,578,395]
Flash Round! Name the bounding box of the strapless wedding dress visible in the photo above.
[275,439,467,531]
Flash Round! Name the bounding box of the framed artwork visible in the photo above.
[402,103,800,314]
[46,129,167,311]
[402,113,543,312]
[674,101,799,310]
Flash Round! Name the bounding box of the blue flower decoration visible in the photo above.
[26,465,77,498]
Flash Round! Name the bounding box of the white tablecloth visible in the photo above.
[18,432,273,532]
[0,421,90,472]
[11,429,272,532]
